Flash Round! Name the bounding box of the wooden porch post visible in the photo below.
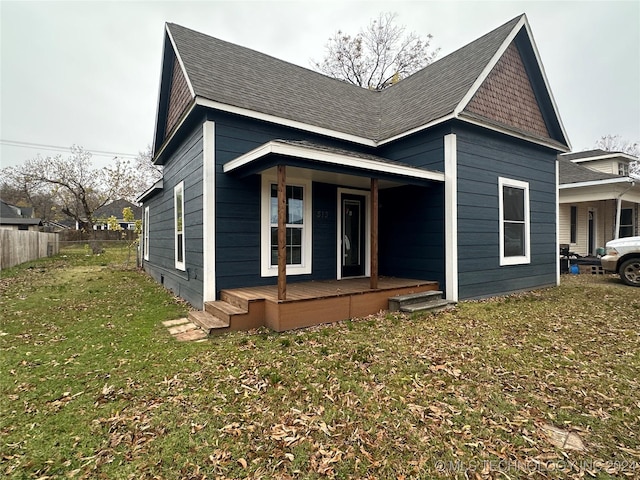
[277,165,287,300]
[370,177,379,289]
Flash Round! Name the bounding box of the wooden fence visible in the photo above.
[0,230,60,270]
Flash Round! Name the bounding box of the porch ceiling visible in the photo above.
[223,140,445,188]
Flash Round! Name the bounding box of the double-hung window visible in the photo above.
[499,177,530,266]
[174,182,185,270]
[620,208,634,238]
[261,175,312,276]
[143,206,150,261]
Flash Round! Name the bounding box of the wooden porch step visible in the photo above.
[388,290,444,311]
[205,300,247,323]
[188,310,229,334]
[399,298,455,314]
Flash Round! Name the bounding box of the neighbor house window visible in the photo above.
[261,175,312,277]
[620,208,634,238]
[499,177,530,266]
[143,206,150,261]
[570,206,577,243]
[618,162,629,176]
[174,182,185,270]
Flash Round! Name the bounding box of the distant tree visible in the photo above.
[312,12,439,90]
[595,134,640,178]
[2,145,138,233]
[131,146,163,195]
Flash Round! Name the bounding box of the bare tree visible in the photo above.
[131,146,163,195]
[595,134,640,178]
[4,145,138,232]
[312,12,439,90]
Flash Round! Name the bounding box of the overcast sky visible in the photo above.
[1,0,639,169]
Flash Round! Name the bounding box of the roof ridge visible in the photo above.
[157,15,567,152]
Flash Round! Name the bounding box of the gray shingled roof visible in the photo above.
[558,156,623,184]
[562,149,612,161]
[167,16,521,142]
[94,199,142,219]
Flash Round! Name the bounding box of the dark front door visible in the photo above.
[342,193,366,277]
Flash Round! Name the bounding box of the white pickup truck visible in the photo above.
[601,236,640,287]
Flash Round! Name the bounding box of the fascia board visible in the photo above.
[458,114,571,152]
[571,153,638,163]
[520,16,572,150]
[223,141,445,182]
[196,97,376,148]
[165,25,196,97]
[454,16,525,117]
[559,177,633,189]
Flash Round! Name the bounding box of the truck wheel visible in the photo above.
[619,258,640,287]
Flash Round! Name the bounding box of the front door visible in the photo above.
[341,193,366,277]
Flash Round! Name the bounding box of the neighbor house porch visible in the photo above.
[189,277,441,333]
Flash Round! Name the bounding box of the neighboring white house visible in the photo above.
[93,199,142,231]
[559,150,639,256]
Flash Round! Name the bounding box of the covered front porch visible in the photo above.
[196,139,449,331]
[190,276,440,333]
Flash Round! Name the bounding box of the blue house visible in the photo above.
[139,14,570,332]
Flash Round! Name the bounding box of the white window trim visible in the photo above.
[260,174,312,277]
[143,206,150,261]
[174,181,186,271]
[498,177,530,266]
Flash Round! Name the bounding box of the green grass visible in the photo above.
[1,249,639,479]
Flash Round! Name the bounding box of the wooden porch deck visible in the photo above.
[212,277,439,332]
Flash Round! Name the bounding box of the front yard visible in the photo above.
[1,247,639,479]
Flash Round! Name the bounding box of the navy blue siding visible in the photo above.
[143,123,205,307]
[379,184,445,288]
[211,112,377,293]
[454,123,557,299]
[379,125,448,171]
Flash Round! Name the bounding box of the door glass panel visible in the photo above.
[343,199,361,267]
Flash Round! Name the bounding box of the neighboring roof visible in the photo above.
[558,155,629,185]
[562,149,638,163]
[223,140,445,184]
[155,14,569,157]
[0,200,22,219]
[0,200,41,225]
[0,217,43,226]
[94,199,142,220]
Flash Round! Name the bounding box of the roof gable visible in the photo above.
[153,15,570,158]
[464,42,550,139]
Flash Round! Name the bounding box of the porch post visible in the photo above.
[278,165,287,300]
[614,196,622,240]
[277,165,287,300]
[370,178,379,289]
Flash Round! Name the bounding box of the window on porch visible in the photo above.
[270,184,304,266]
[261,175,312,277]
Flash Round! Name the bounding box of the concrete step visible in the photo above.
[400,299,455,314]
[188,310,229,334]
[388,290,443,311]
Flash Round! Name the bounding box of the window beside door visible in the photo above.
[261,176,312,277]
